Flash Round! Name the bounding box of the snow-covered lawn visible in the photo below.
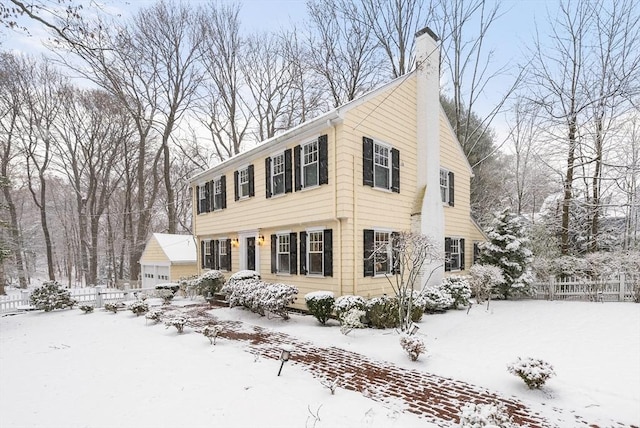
[0,298,638,427]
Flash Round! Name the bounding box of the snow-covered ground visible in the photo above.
[1,298,638,428]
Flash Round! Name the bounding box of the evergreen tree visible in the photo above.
[479,208,534,299]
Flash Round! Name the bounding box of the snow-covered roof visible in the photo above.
[153,233,197,263]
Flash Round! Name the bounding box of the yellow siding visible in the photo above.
[170,264,198,282]
[140,237,169,263]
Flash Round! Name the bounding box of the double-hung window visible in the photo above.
[218,239,228,271]
[373,143,390,190]
[213,178,223,210]
[440,168,454,206]
[307,231,324,275]
[198,185,207,213]
[445,237,465,271]
[363,229,394,277]
[270,232,297,274]
[277,234,290,273]
[302,141,319,188]
[239,168,250,198]
[272,153,285,196]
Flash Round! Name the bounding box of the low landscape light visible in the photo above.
[408,322,419,335]
[277,345,293,376]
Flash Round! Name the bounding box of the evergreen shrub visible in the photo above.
[366,295,399,329]
[30,281,77,312]
[507,357,556,389]
[305,291,335,325]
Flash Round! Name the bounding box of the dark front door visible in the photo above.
[246,237,256,271]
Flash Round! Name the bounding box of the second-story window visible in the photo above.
[373,143,390,190]
[303,141,319,187]
[440,168,455,206]
[272,153,285,196]
[234,165,254,201]
[363,137,400,193]
[213,176,226,210]
[198,185,207,213]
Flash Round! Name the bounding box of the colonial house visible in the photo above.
[189,28,485,305]
[139,233,198,288]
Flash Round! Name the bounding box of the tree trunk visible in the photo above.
[561,113,577,255]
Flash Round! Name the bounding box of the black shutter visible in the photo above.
[391,148,400,193]
[448,171,455,206]
[270,234,277,273]
[299,231,307,275]
[234,171,239,201]
[200,240,205,268]
[460,238,465,270]
[212,240,219,270]
[221,175,227,209]
[265,157,272,198]
[196,186,201,214]
[284,149,292,193]
[294,145,301,191]
[209,180,215,211]
[289,232,297,274]
[473,242,480,264]
[391,232,399,274]
[226,239,232,271]
[363,229,375,277]
[444,238,452,272]
[204,182,211,212]
[363,137,374,187]
[319,134,329,185]
[324,229,333,277]
[248,164,255,197]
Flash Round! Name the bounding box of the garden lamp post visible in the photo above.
[408,322,419,335]
[277,345,293,376]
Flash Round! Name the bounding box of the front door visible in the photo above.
[246,237,256,271]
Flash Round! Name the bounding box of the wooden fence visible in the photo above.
[533,273,638,302]
[0,286,158,315]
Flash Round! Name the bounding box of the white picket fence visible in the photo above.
[533,273,638,302]
[0,286,159,315]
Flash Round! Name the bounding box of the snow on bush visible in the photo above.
[79,304,94,314]
[129,300,149,316]
[334,295,367,320]
[458,402,516,428]
[469,264,504,303]
[422,286,454,313]
[399,334,425,361]
[305,291,335,325]
[339,308,366,335]
[104,302,124,313]
[187,270,225,297]
[226,270,260,285]
[201,325,224,345]
[155,289,175,305]
[507,357,556,389]
[366,295,400,329]
[165,316,188,333]
[222,279,298,320]
[441,275,472,309]
[29,281,77,312]
[145,309,162,324]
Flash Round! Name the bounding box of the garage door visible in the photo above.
[141,264,170,288]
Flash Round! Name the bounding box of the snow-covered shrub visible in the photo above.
[305,291,335,325]
[79,304,94,314]
[223,279,298,319]
[469,264,504,303]
[458,402,516,428]
[201,325,224,345]
[30,281,77,312]
[145,309,162,324]
[441,276,472,309]
[339,308,366,335]
[366,295,399,329]
[507,357,556,389]
[188,270,225,297]
[129,300,149,316]
[104,302,123,313]
[422,286,454,313]
[155,283,180,293]
[156,289,175,305]
[399,334,425,361]
[227,270,260,283]
[165,316,188,333]
[334,295,367,320]
[398,290,426,323]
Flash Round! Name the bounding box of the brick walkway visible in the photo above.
[160,304,632,428]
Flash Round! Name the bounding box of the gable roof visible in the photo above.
[152,233,197,263]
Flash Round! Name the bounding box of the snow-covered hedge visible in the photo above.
[339,308,366,335]
[30,281,77,312]
[334,295,367,320]
[366,295,399,329]
[399,334,425,361]
[155,289,175,305]
[305,291,335,325]
[222,279,298,320]
[458,402,516,428]
[227,270,261,283]
[441,275,472,309]
[507,357,556,389]
[129,300,149,316]
[422,286,455,313]
[187,270,225,297]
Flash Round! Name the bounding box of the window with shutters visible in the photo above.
[373,142,390,190]
[374,231,392,275]
[302,141,319,188]
[440,168,454,206]
[198,185,207,213]
[307,231,323,275]
[218,239,228,271]
[213,178,223,210]
[238,168,250,199]
[203,240,213,269]
[277,234,290,273]
[445,237,465,271]
[271,153,285,196]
